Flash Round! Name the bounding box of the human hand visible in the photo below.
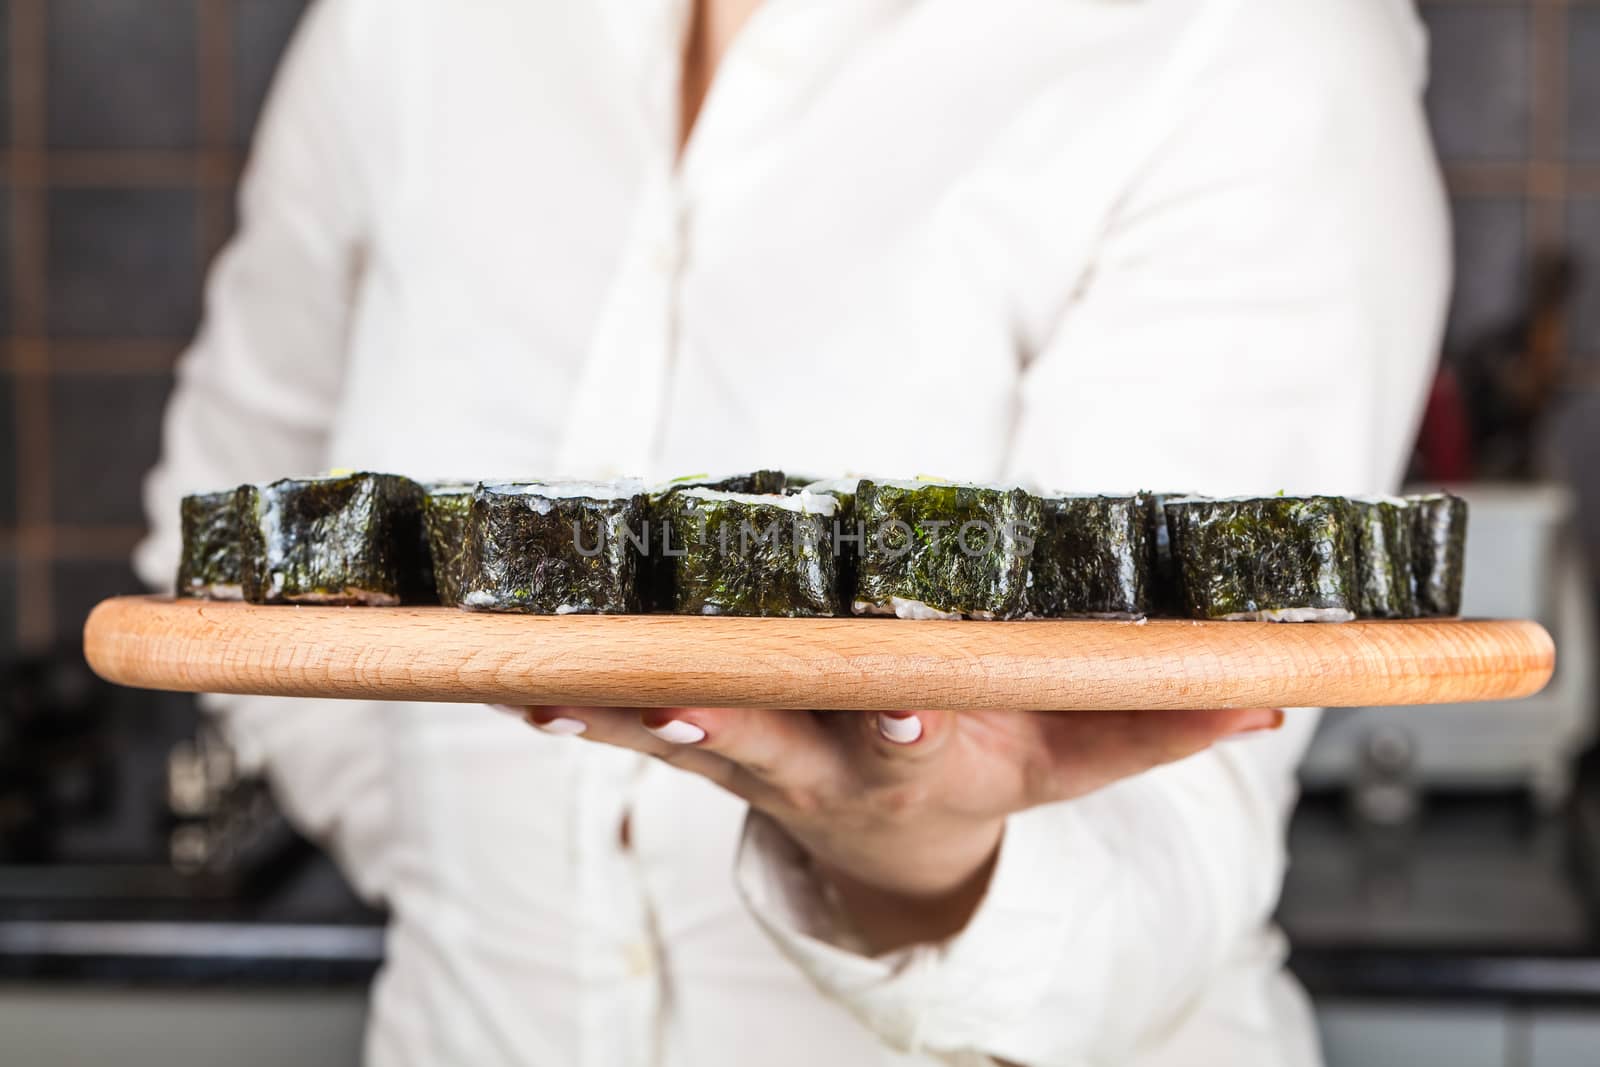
[505,704,1282,951]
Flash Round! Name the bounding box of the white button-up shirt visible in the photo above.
[136,0,1449,1064]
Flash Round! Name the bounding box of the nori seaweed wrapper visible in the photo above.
[1138,491,1189,617]
[238,473,430,605]
[803,478,861,609]
[640,472,788,610]
[176,490,243,600]
[423,483,475,607]
[657,470,789,496]
[461,481,645,614]
[657,489,841,616]
[1351,498,1419,619]
[1408,492,1468,617]
[1165,496,1358,622]
[1025,495,1150,618]
[852,479,1041,620]
[783,472,825,492]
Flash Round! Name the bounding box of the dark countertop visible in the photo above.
[0,840,385,986]
[1280,776,1600,1003]
[4,777,1600,1000]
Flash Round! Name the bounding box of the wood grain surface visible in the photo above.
[81,596,1556,711]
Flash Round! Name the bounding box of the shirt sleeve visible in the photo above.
[733,0,1449,1063]
[133,0,401,902]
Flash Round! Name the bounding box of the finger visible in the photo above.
[523,705,761,796]
[829,709,957,780]
[1033,707,1283,801]
[525,705,715,759]
[638,707,843,792]
[1122,707,1283,763]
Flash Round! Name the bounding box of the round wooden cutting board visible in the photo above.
[81,596,1555,711]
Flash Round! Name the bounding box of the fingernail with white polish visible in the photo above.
[877,713,923,745]
[646,720,707,745]
[488,703,523,717]
[536,717,589,736]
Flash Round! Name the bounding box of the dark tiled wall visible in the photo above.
[1,0,307,659]
[1424,1,1600,371]
[0,0,1598,659]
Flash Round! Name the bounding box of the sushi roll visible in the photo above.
[657,488,841,616]
[656,470,789,496]
[1408,491,1468,617]
[802,477,863,608]
[1025,495,1150,619]
[1165,496,1359,622]
[852,479,1041,620]
[640,471,790,610]
[1350,497,1419,619]
[1138,491,1189,617]
[461,480,646,614]
[238,472,430,605]
[176,490,244,600]
[422,483,476,607]
[783,472,826,492]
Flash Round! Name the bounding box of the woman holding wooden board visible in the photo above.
[134,0,1449,1064]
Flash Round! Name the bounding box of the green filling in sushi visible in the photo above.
[659,470,789,496]
[1351,498,1419,619]
[176,490,243,600]
[461,481,646,614]
[852,479,1040,620]
[1165,496,1358,622]
[238,473,430,606]
[658,489,840,616]
[1408,492,1468,617]
[1026,495,1150,618]
[422,483,476,608]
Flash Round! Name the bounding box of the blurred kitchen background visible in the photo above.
[0,1,1598,1064]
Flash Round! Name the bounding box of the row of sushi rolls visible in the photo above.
[175,470,1468,623]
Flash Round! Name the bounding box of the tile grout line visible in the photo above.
[0,148,243,187]
[197,0,234,270]
[10,0,54,648]
[1442,164,1600,198]
[4,336,187,375]
[1527,0,1569,369]
[0,524,148,560]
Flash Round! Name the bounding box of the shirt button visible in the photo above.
[624,940,656,977]
[651,244,679,274]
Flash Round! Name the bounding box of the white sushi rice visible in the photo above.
[675,487,838,517]
[284,588,401,607]
[802,477,862,496]
[1220,607,1355,623]
[482,479,645,499]
[461,593,592,614]
[853,597,992,621]
[861,477,1029,493]
[481,479,646,515]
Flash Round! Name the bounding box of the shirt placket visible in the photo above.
[573,747,659,1067]
[560,2,894,480]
